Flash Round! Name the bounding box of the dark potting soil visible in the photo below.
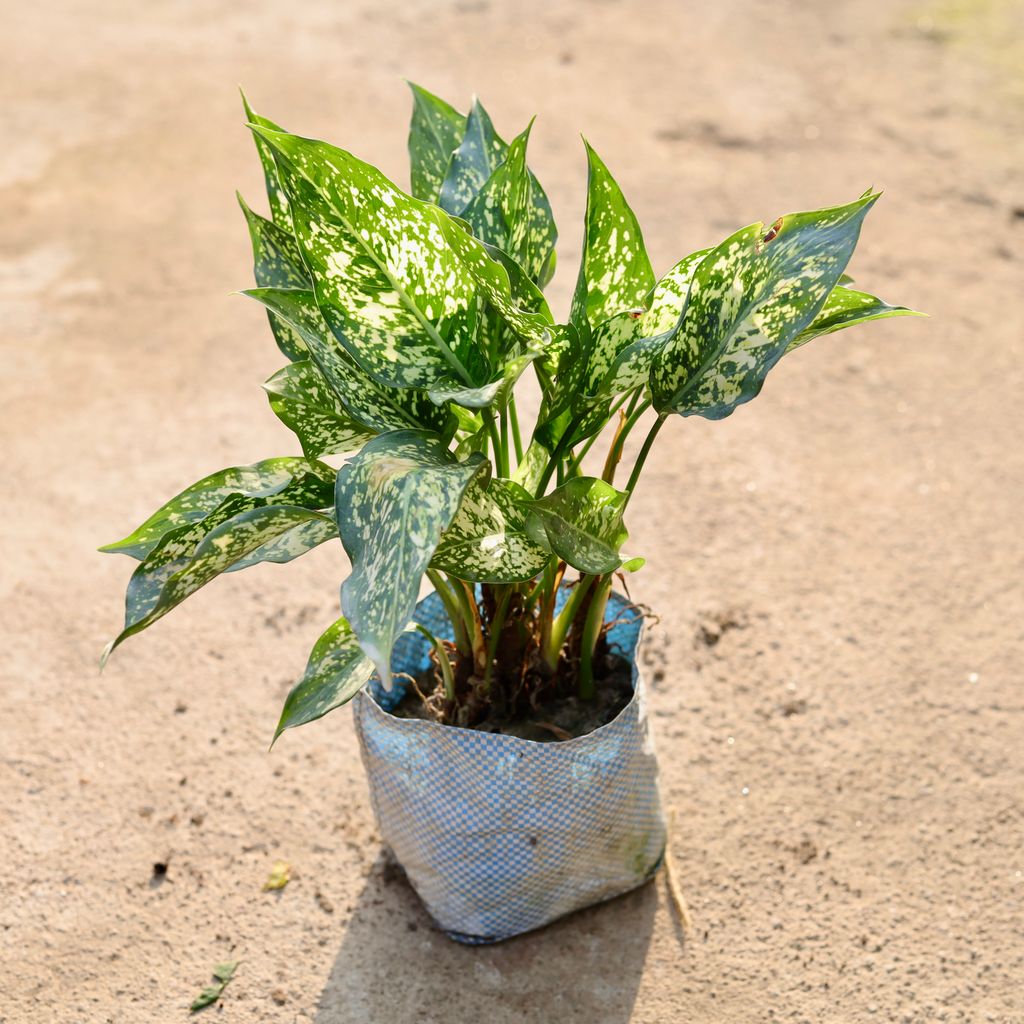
[390,652,634,742]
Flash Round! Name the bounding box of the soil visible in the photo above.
[3,2,1023,1023]
[391,651,635,741]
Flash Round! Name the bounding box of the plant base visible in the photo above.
[353,589,667,944]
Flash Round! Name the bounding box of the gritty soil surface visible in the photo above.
[392,650,635,741]
[2,1,1023,1022]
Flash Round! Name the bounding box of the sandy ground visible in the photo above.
[2,0,1023,1021]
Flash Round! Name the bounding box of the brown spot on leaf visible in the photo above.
[762,217,783,244]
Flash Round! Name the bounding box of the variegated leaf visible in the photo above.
[433,93,557,287]
[264,360,377,457]
[104,501,334,661]
[651,192,880,419]
[786,284,924,352]
[407,82,466,202]
[273,616,373,741]
[432,478,549,582]
[238,194,309,360]
[525,476,628,574]
[336,431,488,686]
[571,142,654,334]
[99,457,335,559]
[511,439,548,493]
[428,351,537,410]
[585,248,710,397]
[226,512,337,573]
[241,90,292,231]
[438,99,507,215]
[533,323,611,453]
[250,126,488,389]
[461,122,532,260]
[243,287,452,436]
[460,122,557,285]
[438,214,557,350]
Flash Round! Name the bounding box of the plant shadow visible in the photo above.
[314,849,659,1024]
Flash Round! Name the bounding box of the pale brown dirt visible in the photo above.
[2,1,1023,1021]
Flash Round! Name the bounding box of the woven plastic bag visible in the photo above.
[353,588,667,944]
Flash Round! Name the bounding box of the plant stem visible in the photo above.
[577,575,612,700]
[622,413,667,506]
[534,409,588,496]
[482,585,512,691]
[603,398,651,483]
[498,407,511,477]
[425,569,470,654]
[536,559,564,663]
[455,579,488,676]
[543,573,595,672]
[484,414,503,474]
[414,623,456,700]
[564,390,635,477]
[508,397,524,464]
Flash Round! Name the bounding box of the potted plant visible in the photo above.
[101,84,921,944]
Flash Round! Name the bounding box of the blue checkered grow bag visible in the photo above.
[353,588,667,944]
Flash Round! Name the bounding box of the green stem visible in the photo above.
[542,573,596,672]
[578,575,612,700]
[498,408,511,477]
[484,414,501,470]
[536,559,563,661]
[414,623,456,700]
[482,586,512,691]
[605,399,651,480]
[522,561,553,617]
[455,579,487,675]
[564,390,635,477]
[508,397,524,464]
[534,409,588,496]
[426,569,470,654]
[623,413,667,507]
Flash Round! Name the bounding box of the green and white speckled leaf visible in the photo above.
[786,284,924,352]
[586,248,710,397]
[251,127,487,389]
[104,500,334,661]
[533,324,611,453]
[460,122,557,285]
[238,195,309,361]
[438,99,507,214]
[432,94,557,286]
[243,287,452,436]
[431,478,548,583]
[273,616,373,741]
[407,83,466,202]
[525,476,628,574]
[241,91,292,231]
[511,439,549,493]
[461,123,532,259]
[225,512,337,573]
[264,360,377,457]
[336,431,488,687]
[571,142,654,334]
[99,457,335,560]
[651,192,880,419]
[439,215,557,350]
[428,351,537,410]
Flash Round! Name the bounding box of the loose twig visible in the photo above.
[663,807,693,934]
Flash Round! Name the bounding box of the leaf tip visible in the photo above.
[99,638,116,672]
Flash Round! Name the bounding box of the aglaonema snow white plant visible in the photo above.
[101,85,921,741]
